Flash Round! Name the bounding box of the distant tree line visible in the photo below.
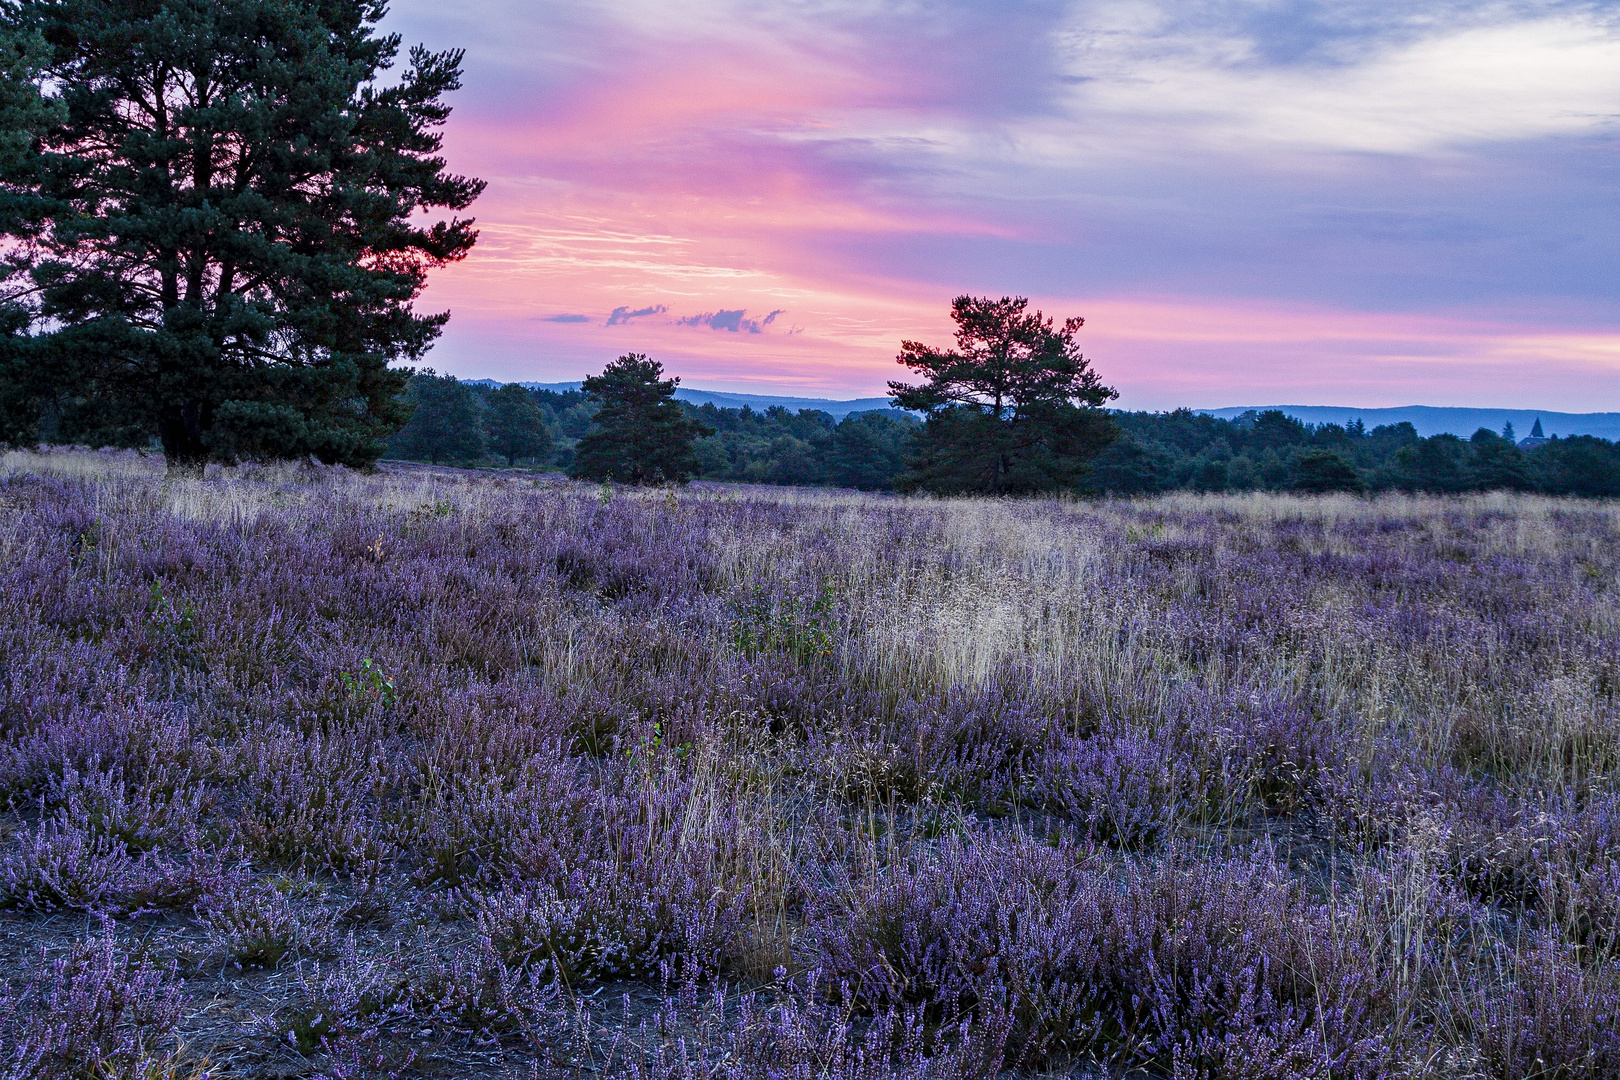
[1090,410,1620,496]
[382,286,1620,498]
[688,404,916,489]
[388,372,1620,498]
[383,367,918,489]
[386,373,590,468]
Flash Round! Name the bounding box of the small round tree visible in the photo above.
[389,373,485,465]
[486,383,553,467]
[1289,448,1362,493]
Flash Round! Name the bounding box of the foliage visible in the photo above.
[387,372,485,465]
[0,15,57,451]
[689,402,916,489]
[1089,408,1620,497]
[378,373,1620,498]
[0,0,482,472]
[1290,448,1362,492]
[572,354,712,485]
[340,658,397,709]
[889,295,1118,494]
[1535,436,1620,497]
[731,583,837,663]
[485,383,553,466]
[383,376,918,486]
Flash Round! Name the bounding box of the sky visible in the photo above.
[383,0,1620,411]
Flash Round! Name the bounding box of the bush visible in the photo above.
[0,925,184,1080]
[808,838,1402,1074]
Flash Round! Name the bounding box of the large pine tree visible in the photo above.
[0,0,482,471]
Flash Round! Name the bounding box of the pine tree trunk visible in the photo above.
[159,402,208,478]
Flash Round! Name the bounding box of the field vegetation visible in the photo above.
[2,448,1619,1078]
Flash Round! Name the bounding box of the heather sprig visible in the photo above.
[0,922,186,1080]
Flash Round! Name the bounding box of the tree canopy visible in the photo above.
[485,382,552,466]
[571,354,712,485]
[889,295,1118,494]
[1290,448,1362,493]
[388,371,482,465]
[0,0,482,471]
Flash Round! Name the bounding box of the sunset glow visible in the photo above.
[387,0,1620,410]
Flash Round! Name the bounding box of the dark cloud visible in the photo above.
[762,309,786,325]
[605,304,668,326]
[540,313,590,323]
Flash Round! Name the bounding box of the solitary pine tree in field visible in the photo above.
[572,354,711,485]
[486,383,553,466]
[0,0,483,472]
[890,296,1118,494]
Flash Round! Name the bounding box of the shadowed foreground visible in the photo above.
[1,449,1617,1078]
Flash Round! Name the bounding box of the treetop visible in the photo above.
[889,295,1116,418]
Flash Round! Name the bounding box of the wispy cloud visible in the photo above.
[540,313,590,323]
[1055,8,1620,155]
[605,304,668,326]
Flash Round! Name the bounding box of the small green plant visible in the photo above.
[731,583,837,664]
[596,480,614,505]
[284,1008,336,1056]
[629,721,692,767]
[340,658,397,708]
[199,884,326,970]
[147,580,198,649]
[412,499,454,519]
[71,518,102,560]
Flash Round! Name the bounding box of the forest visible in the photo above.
[388,374,1620,496]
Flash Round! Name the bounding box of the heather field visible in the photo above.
[4,449,1620,1080]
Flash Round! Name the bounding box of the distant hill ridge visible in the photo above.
[462,380,901,419]
[462,381,1618,439]
[1200,405,1620,440]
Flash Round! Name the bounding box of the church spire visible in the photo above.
[1530,417,1545,439]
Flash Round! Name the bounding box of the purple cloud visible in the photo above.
[540,313,590,323]
[679,308,787,334]
[606,304,668,326]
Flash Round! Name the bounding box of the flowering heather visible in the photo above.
[1,448,1618,1077]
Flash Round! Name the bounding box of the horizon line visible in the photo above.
[453,377,1613,418]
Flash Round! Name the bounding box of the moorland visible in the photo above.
[2,448,1618,1079]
